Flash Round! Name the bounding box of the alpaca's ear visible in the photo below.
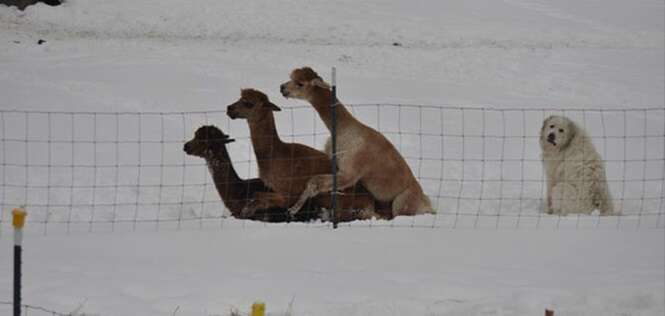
[267,102,281,112]
[311,78,331,90]
[224,138,236,144]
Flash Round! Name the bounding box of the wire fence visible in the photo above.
[0,301,71,316]
[0,105,663,234]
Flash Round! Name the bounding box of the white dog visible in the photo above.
[540,115,614,215]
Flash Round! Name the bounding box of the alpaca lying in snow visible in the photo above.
[183,125,321,222]
[226,88,387,222]
[280,67,434,217]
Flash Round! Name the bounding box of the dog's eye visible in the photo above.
[559,129,564,133]
[296,82,304,87]
[549,125,555,129]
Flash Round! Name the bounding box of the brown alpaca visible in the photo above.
[280,67,435,217]
[183,125,321,222]
[226,89,384,221]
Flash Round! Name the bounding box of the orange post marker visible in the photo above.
[12,207,27,316]
[12,208,27,229]
[251,301,265,316]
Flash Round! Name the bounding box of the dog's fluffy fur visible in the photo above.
[540,115,614,215]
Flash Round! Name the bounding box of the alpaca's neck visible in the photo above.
[248,112,283,158]
[204,147,245,208]
[309,88,358,131]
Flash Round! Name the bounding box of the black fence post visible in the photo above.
[12,207,26,316]
[330,67,339,229]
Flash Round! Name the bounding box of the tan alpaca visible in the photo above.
[280,67,434,217]
[226,88,385,222]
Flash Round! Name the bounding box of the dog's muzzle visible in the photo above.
[547,133,556,145]
[280,84,289,97]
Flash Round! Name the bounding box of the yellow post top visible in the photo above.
[251,301,265,316]
[12,207,27,229]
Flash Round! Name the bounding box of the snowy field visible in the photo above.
[0,0,664,315]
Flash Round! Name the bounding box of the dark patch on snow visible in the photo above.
[0,0,62,11]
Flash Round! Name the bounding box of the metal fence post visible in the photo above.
[330,67,339,229]
[12,207,26,316]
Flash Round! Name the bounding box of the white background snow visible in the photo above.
[0,0,663,315]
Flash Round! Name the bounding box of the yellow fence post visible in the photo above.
[12,207,27,316]
[251,301,265,316]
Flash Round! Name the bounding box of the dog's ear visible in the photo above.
[540,117,551,143]
[560,119,578,150]
[267,102,281,112]
[541,116,554,132]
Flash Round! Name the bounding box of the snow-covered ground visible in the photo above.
[2,228,665,316]
[0,0,663,315]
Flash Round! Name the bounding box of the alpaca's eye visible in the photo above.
[550,125,555,129]
[296,82,304,87]
[243,101,254,108]
[559,129,564,133]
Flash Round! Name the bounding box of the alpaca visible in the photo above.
[280,67,434,217]
[226,88,385,221]
[183,125,321,222]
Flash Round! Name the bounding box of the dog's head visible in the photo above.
[540,115,577,152]
[183,125,234,158]
[279,67,330,100]
[226,89,281,121]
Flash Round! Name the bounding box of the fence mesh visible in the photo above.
[0,105,663,234]
[0,301,70,316]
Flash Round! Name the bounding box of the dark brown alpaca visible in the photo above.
[226,89,384,221]
[280,67,434,217]
[183,125,321,222]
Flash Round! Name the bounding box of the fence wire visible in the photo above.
[0,105,663,234]
[0,301,70,316]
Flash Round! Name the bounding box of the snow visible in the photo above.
[0,0,663,315]
[2,228,665,316]
[1,0,663,110]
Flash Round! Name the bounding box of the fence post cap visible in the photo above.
[251,301,265,316]
[12,207,27,229]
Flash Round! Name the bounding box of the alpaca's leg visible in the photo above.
[392,185,434,216]
[334,208,380,222]
[336,185,375,212]
[288,172,362,215]
[241,192,290,218]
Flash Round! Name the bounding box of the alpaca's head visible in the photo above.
[227,89,281,121]
[184,125,235,158]
[280,67,330,100]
